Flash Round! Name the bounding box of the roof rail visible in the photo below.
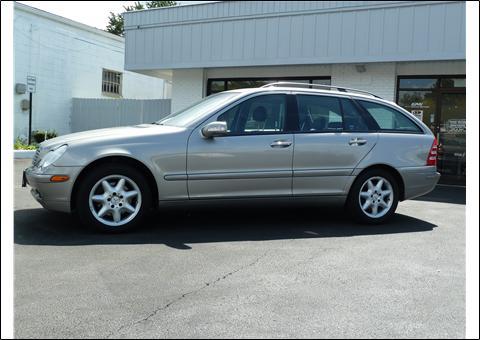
[261,82,382,99]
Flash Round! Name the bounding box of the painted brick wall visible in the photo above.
[171,69,205,113]
[14,5,165,139]
[331,63,397,101]
[206,64,332,79]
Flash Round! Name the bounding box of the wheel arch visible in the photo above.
[350,164,405,201]
[70,155,159,211]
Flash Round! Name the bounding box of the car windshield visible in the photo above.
[156,92,241,127]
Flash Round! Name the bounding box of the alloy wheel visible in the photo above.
[358,176,394,218]
[88,175,142,227]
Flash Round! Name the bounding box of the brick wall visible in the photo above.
[331,63,397,101]
[171,69,205,113]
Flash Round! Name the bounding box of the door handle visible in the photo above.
[349,138,367,146]
[270,140,292,148]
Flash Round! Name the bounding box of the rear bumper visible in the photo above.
[23,166,82,213]
[398,166,441,200]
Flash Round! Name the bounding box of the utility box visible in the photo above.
[20,99,30,111]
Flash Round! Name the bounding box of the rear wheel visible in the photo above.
[347,169,399,224]
[76,163,152,232]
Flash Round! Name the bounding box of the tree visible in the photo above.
[106,1,177,36]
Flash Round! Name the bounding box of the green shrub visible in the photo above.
[31,130,58,143]
[14,138,38,150]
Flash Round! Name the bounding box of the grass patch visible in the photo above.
[14,138,38,150]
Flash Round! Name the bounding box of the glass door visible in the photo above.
[437,93,466,185]
[397,76,465,185]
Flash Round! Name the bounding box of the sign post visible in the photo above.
[26,75,36,145]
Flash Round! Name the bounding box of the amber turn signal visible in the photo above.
[50,175,69,182]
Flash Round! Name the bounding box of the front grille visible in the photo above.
[32,149,41,166]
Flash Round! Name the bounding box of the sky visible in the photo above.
[17,1,216,30]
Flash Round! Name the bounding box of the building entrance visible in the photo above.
[397,76,466,185]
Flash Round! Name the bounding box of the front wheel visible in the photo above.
[75,163,152,232]
[347,169,399,224]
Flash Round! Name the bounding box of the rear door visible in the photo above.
[292,94,378,195]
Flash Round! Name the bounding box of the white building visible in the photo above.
[124,1,466,185]
[13,2,168,139]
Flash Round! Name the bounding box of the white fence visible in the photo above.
[71,98,171,132]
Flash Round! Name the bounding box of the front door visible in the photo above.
[187,93,294,198]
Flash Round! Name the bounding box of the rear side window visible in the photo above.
[297,95,343,132]
[340,98,369,131]
[358,100,422,132]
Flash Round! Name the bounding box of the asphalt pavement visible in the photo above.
[13,159,465,338]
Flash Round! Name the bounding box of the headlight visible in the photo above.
[38,144,68,169]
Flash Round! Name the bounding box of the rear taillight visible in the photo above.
[426,138,438,166]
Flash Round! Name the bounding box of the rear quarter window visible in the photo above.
[357,100,422,133]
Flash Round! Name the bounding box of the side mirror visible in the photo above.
[201,121,228,138]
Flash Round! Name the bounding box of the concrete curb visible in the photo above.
[14,150,36,159]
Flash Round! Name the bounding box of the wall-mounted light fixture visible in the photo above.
[15,83,27,94]
[355,64,366,73]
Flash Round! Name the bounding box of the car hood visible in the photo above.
[40,124,183,149]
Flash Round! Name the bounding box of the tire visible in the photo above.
[75,163,152,232]
[346,169,399,224]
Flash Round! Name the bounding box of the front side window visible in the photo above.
[102,69,122,96]
[358,100,421,132]
[217,94,287,134]
[296,95,343,132]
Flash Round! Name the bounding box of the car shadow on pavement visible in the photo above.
[14,205,437,249]
[412,185,465,205]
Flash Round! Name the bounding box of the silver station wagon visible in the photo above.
[23,83,440,232]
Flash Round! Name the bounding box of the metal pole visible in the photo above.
[28,92,32,145]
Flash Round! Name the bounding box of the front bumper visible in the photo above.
[398,166,441,200]
[23,165,83,213]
